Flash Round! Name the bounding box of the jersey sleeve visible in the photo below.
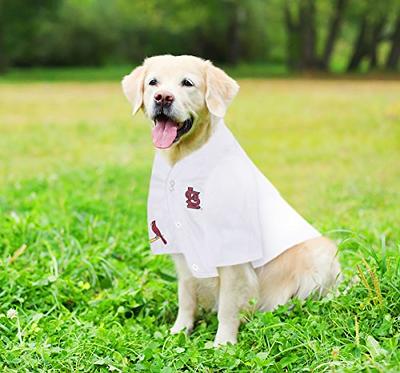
[203,155,264,268]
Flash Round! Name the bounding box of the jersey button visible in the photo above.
[169,180,175,191]
[192,264,199,271]
[175,221,182,228]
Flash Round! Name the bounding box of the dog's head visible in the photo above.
[122,55,239,149]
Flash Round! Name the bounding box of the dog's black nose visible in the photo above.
[154,91,174,107]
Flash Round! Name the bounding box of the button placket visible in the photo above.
[165,169,177,241]
[166,171,183,236]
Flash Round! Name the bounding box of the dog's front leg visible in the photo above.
[214,264,258,346]
[170,254,197,334]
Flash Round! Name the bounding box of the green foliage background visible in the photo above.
[1,0,400,72]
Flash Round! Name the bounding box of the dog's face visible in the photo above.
[122,55,239,149]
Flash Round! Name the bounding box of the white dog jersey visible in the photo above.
[147,121,321,278]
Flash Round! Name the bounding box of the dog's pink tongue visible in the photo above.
[152,119,178,149]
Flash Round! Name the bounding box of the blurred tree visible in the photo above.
[0,0,5,71]
[190,0,267,65]
[347,10,369,72]
[0,0,399,73]
[284,0,307,70]
[226,0,242,65]
[0,0,61,69]
[319,0,347,70]
[347,0,400,72]
[284,0,347,71]
[34,0,116,66]
[385,13,400,70]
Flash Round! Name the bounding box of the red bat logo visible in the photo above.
[150,220,167,245]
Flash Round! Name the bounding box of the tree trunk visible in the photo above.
[0,1,7,73]
[369,16,386,70]
[386,14,400,70]
[299,0,317,70]
[284,1,302,70]
[0,32,6,73]
[226,0,243,65]
[347,14,369,72]
[284,0,318,71]
[320,0,347,70]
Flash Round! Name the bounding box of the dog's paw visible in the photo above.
[213,322,238,347]
[170,320,193,335]
[170,324,186,335]
[213,332,237,347]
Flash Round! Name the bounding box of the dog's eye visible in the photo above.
[149,78,158,86]
[181,78,194,87]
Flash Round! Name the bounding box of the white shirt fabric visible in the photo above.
[147,120,321,278]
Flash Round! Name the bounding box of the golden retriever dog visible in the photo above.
[122,55,341,346]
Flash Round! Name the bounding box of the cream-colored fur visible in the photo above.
[122,55,341,346]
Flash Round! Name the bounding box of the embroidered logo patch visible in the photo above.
[150,220,167,244]
[185,187,201,209]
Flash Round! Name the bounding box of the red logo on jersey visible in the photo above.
[185,187,201,209]
[150,220,167,244]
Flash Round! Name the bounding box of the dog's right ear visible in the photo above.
[121,65,146,115]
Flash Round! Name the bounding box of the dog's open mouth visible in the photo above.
[152,114,193,149]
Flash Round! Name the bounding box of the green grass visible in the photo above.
[1,64,399,83]
[0,64,295,84]
[0,64,289,83]
[0,77,400,371]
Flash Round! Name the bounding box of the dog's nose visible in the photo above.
[154,91,174,106]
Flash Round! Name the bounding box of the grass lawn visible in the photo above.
[0,77,400,371]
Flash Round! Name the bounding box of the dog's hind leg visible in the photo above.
[256,236,341,312]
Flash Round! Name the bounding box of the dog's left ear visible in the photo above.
[205,61,239,118]
[121,65,146,115]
